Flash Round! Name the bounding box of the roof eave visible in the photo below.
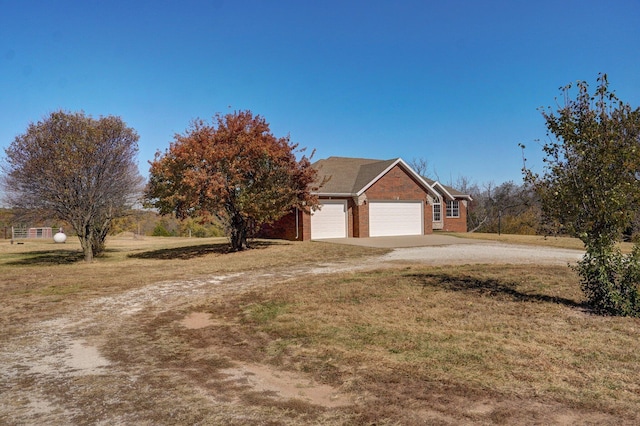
[313,192,355,198]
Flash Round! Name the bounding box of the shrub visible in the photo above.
[575,245,640,316]
[152,221,176,237]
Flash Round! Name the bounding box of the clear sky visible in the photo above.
[1,0,639,187]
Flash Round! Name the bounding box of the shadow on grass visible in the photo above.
[128,240,280,260]
[7,249,85,265]
[409,271,586,309]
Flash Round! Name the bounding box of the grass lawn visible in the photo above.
[453,231,636,253]
[1,235,639,424]
[193,264,640,424]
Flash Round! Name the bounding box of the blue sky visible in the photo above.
[1,0,639,187]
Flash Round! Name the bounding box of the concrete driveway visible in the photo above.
[315,234,485,248]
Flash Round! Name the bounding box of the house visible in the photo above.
[260,156,472,241]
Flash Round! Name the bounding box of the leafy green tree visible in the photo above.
[178,217,224,237]
[152,219,176,237]
[523,74,640,315]
[146,110,319,251]
[1,111,143,262]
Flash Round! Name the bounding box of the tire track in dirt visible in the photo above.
[0,263,362,424]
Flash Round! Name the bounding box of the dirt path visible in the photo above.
[0,243,586,424]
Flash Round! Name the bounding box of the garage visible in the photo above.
[311,200,348,239]
[369,201,423,237]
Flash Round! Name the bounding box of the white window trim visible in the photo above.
[432,196,442,222]
[446,200,460,218]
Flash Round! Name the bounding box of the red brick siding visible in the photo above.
[301,209,311,241]
[442,201,468,232]
[365,165,427,200]
[258,208,306,241]
[423,200,434,234]
[346,198,354,238]
[354,201,369,237]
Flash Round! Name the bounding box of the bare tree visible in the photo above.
[465,180,539,234]
[408,157,433,179]
[2,110,143,262]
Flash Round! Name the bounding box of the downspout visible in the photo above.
[295,207,299,240]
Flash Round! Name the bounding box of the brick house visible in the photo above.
[260,156,471,241]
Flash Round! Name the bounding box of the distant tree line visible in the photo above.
[0,207,224,239]
[409,158,543,237]
[463,180,539,235]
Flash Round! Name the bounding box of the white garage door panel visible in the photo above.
[369,202,423,237]
[311,201,347,239]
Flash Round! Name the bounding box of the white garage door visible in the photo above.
[311,201,348,239]
[369,201,423,237]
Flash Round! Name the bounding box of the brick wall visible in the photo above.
[442,200,468,232]
[258,208,309,241]
[365,165,428,200]
[353,200,369,237]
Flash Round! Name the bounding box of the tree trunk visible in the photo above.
[91,206,114,257]
[469,216,489,233]
[91,220,111,257]
[230,213,249,251]
[80,233,94,262]
[74,220,95,262]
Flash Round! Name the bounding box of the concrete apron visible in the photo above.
[314,234,485,248]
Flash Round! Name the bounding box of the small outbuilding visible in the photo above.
[260,156,471,241]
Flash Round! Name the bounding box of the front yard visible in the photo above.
[1,236,639,424]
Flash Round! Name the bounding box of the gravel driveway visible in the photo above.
[382,242,584,265]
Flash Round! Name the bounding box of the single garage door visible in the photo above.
[311,201,348,239]
[369,201,423,237]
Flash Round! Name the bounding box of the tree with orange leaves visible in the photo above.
[146,111,319,251]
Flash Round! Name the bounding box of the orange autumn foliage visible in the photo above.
[146,110,319,250]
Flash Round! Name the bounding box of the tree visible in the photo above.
[464,180,539,234]
[523,74,640,315]
[145,110,319,251]
[408,157,434,179]
[1,110,143,262]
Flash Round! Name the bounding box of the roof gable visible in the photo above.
[423,177,473,201]
[352,159,397,193]
[312,156,438,197]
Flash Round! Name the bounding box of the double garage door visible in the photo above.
[311,200,423,239]
[369,201,423,237]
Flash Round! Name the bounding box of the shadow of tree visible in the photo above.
[407,271,586,309]
[7,250,85,265]
[128,240,280,260]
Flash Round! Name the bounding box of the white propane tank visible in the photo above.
[53,231,67,243]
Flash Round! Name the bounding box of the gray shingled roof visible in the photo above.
[312,157,411,194]
[312,156,470,199]
[422,177,468,198]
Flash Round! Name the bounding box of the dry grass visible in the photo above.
[0,236,387,336]
[193,264,640,424]
[453,231,636,253]
[3,235,640,424]
[452,232,586,249]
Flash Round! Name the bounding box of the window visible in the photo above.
[432,196,441,221]
[446,200,460,218]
